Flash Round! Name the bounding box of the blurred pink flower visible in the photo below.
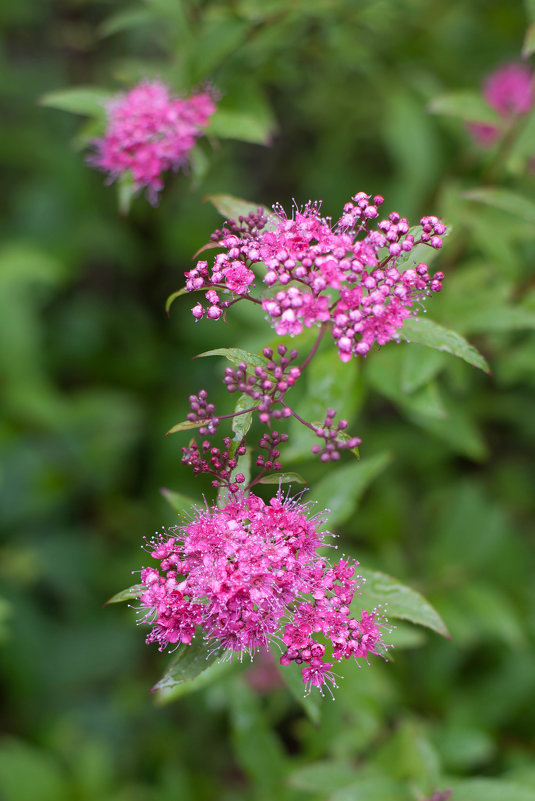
[484,63,534,117]
[91,80,217,204]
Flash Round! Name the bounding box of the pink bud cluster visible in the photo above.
[139,492,386,694]
[467,62,534,148]
[92,80,217,203]
[184,193,445,361]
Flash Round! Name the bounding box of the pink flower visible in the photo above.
[466,122,501,148]
[139,492,387,694]
[484,63,534,117]
[185,195,445,360]
[91,80,217,203]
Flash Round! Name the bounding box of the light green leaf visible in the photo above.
[273,652,321,725]
[331,777,412,801]
[353,568,450,639]
[117,173,137,216]
[153,639,230,704]
[165,418,211,436]
[196,347,267,370]
[523,21,535,56]
[399,317,490,373]
[99,7,153,36]
[428,91,499,125]
[205,194,266,220]
[448,779,535,801]
[311,453,391,528]
[288,761,359,793]
[40,87,111,118]
[105,584,143,605]
[231,393,254,445]
[463,187,535,224]
[160,488,196,516]
[206,84,276,145]
[257,472,305,485]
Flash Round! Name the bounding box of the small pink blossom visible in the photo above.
[91,80,217,203]
[139,492,387,694]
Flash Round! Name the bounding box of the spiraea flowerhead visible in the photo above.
[139,492,387,695]
[183,193,445,362]
[91,80,217,203]
[467,62,534,147]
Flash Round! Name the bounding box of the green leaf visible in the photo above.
[257,472,306,485]
[165,286,189,315]
[206,83,276,145]
[231,393,254,445]
[523,21,535,56]
[99,7,153,37]
[311,453,391,528]
[428,90,500,124]
[117,173,137,216]
[205,194,266,220]
[160,488,196,516]
[196,347,267,370]
[289,761,359,793]
[40,87,111,118]
[353,568,450,638]
[399,317,490,373]
[273,651,321,725]
[402,347,447,394]
[165,418,211,436]
[152,639,230,704]
[462,187,535,224]
[331,777,412,801]
[105,584,143,605]
[448,779,535,801]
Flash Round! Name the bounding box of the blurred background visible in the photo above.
[1,1,535,799]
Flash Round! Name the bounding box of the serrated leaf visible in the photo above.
[523,21,535,56]
[428,91,499,125]
[196,347,267,370]
[105,583,143,605]
[165,418,211,436]
[152,639,229,703]
[40,87,111,118]
[311,453,391,528]
[463,187,535,224]
[205,194,266,220]
[399,317,490,373]
[165,286,189,315]
[160,488,196,516]
[257,472,305,485]
[353,568,450,639]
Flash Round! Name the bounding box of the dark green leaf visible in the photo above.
[105,584,143,605]
[272,651,321,725]
[353,568,450,638]
[311,453,391,528]
[428,91,499,124]
[399,317,490,373]
[165,286,189,315]
[152,639,230,704]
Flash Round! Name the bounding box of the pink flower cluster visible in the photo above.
[185,194,445,361]
[92,80,217,203]
[468,63,534,148]
[139,492,386,695]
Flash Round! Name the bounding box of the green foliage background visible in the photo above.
[1,1,535,799]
